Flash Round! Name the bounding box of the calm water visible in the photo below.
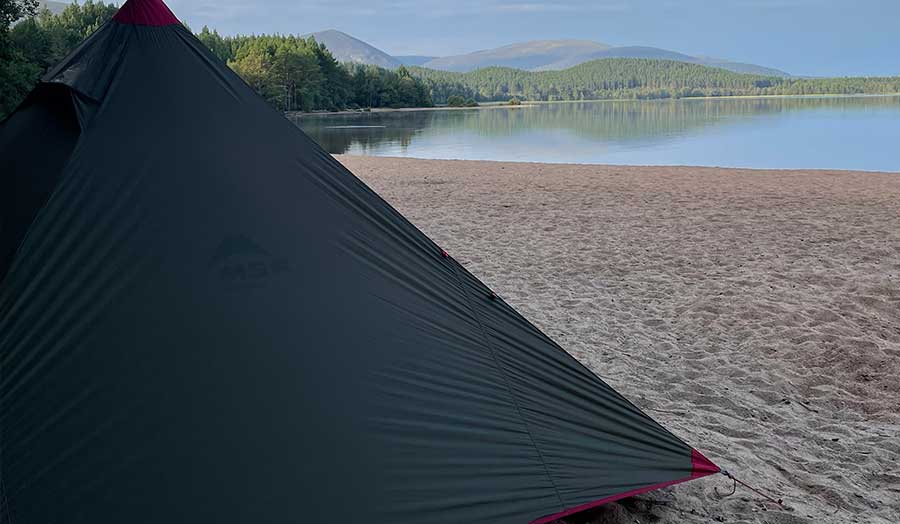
[292,95,900,172]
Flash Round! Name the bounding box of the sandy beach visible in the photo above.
[337,155,900,524]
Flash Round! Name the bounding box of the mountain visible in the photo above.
[422,40,611,72]
[694,58,790,77]
[531,46,694,71]
[39,1,68,14]
[421,40,790,77]
[300,31,791,77]
[395,55,437,67]
[302,29,401,69]
[12,0,67,24]
[407,57,887,105]
[529,45,790,76]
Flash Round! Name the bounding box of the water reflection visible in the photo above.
[291,96,900,171]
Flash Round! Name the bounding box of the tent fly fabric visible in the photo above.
[0,0,719,522]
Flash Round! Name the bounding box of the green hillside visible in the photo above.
[410,59,900,104]
[0,3,432,117]
[3,3,899,118]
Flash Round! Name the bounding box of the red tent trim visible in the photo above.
[113,0,179,26]
[530,449,719,524]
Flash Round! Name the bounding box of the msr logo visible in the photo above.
[209,234,293,288]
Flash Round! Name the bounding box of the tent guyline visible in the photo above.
[0,0,722,522]
[716,470,785,506]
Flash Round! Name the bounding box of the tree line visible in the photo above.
[2,0,899,119]
[2,0,120,116]
[196,28,432,111]
[409,59,900,103]
[0,0,432,118]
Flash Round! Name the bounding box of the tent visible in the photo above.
[0,0,719,522]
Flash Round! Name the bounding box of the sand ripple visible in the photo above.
[339,156,900,524]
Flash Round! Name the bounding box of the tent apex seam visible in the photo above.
[446,256,567,513]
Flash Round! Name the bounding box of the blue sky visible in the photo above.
[164,0,900,77]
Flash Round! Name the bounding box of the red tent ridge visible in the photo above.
[113,0,179,26]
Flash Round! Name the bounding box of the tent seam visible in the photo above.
[0,439,11,524]
[446,257,566,514]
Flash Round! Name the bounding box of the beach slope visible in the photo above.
[337,155,900,524]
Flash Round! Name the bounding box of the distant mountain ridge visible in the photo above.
[423,40,612,72]
[29,1,68,16]
[12,0,67,24]
[395,56,437,67]
[407,58,900,105]
[302,30,401,69]
[527,45,691,71]
[307,30,790,77]
[694,58,789,77]
[41,1,68,14]
[427,42,791,77]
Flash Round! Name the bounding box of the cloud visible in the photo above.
[170,0,256,20]
[655,0,828,8]
[491,2,630,13]
[682,0,827,7]
[173,0,632,21]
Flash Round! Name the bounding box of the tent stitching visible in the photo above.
[445,255,566,514]
[0,1,722,518]
[0,467,11,524]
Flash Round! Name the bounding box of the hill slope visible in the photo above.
[422,40,611,72]
[302,29,401,68]
[395,55,437,67]
[40,1,69,14]
[532,46,695,70]
[409,58,898,104]
[299,32,790,77]
[432,41,790,77]
[694,58,790,77]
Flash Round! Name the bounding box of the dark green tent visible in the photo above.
[0,1,719,522]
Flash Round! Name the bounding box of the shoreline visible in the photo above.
[288,103,537,118]
[335,154,900,175]
[289,92,900,118]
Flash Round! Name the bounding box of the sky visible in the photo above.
[161,0,900,77]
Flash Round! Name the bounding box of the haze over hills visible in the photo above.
[422,40,612,72]
[32,9,789,77]
[308,31,791,77]
[693,59,790,77]
[302,30,402,69]
[425,42,790,77]
[394,56,437,67]
[11,0,67,24]
[31,1,68,15]
[529,45,694,71]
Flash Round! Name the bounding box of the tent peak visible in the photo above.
[113,0,179,26]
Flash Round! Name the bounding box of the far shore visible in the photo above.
[287,102,537,118]
[289,92,900,117]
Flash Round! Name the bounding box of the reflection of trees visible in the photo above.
[292,96,900,153]
[290,112,438,154]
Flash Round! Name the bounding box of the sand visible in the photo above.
[336,155,900,524]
